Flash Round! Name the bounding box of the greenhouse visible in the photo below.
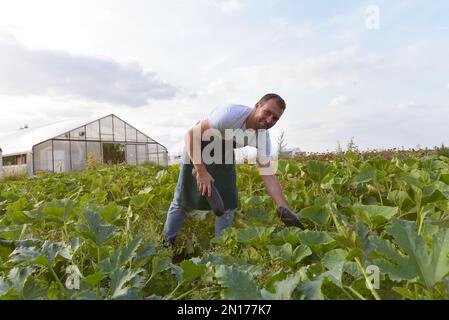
[0,114,168,176]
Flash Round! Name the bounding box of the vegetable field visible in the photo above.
[1,152,449,300]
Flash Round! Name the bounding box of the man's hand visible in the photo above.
[194,168,214,198]
[277,207,305,230]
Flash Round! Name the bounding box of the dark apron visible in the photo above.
[176,137,238,211]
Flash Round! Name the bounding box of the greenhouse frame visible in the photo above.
[0,114,168,176]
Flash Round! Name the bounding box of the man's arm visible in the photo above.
[261,174,290,209]
[261,172,304,229]
[185,119,214,197]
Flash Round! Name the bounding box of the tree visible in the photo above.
[277,131,287,156]
[346,137,359,153]
[336,140,343,154]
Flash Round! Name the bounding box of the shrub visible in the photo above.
[436,144,449,158]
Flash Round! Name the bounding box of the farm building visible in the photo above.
[0,114,168,177]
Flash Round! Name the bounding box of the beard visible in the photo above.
[258,120,270,130]
[254,116,267,130]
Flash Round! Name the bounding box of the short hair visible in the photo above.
[258,93,286,110]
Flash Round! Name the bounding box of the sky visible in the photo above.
[0,0,448,156]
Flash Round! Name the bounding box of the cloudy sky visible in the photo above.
[0,0,448,155]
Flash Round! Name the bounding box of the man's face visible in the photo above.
[254,99,284,130]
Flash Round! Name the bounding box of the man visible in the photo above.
[163,93,303,246]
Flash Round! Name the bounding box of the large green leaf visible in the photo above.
[0,277,10,297]
[421,157,447,171]
[84,270,106,290]
[0,267,34,298]
[150,256,172,278]
[5,198,33,225]
[402,175,424,189]
[387,190,414,211]
[271,228,302,247]
[41,241,72,265]
[300,204,330,226]
[267,243,292,261]
[97,203,125,223]
[130,193,153,209]
[109,268,144,299]
[22,278,48,300]
[322,249,348,288]
[0,226,24,241]
[292,245,312,265]
[9,241,72,267]
[8,267,34,291]
[369,235,416,282]
[236,226,275,246]
[297,276,325,300]
[303,160,331,185]
[351,204,398,225]
[370,218,449,289]
[422,186,448,205]
[179,260,206,284]
[215,265,262,300]
[79,211,117,246]
[261,272,301,300]
[439,174,449,185]
[266,243,311,267]
[298,231,336,253]
[354,166,377,183]
[368,157,391,172]
[98,237,143,272]
[25,199,78,224]
[263,270,288,294]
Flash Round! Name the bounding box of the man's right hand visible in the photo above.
[194,168,214,198]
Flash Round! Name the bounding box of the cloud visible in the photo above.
[218,0,244,13]
[203,47,385,98]
[0,34,177,106]
[397,101,427,110]
[330,95,354,108]
[0,94,101,136]
[284,98,449,152]
[269,18,313,42]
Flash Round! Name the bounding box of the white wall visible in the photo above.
[26,152,33,176]
[0,151,33,178]
[1,164,27,177]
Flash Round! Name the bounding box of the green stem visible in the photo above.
[344,286,365,300]
[376,183,384,206]
[167,280,185,299]
[95,247,102,297]
[19,224,27,240]
[144,273,156,287]
[97,247,101,263]
[417,217,424,236]
[96,284,101,298]
[174,286,197,300]
[355,257,381,300]
[417,206,428,236]
[340,286,355,300]
[330,207,346,239]
[63,222,69,241]
[49,265,66,294]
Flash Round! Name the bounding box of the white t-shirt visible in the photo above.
[207,104,272,160]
